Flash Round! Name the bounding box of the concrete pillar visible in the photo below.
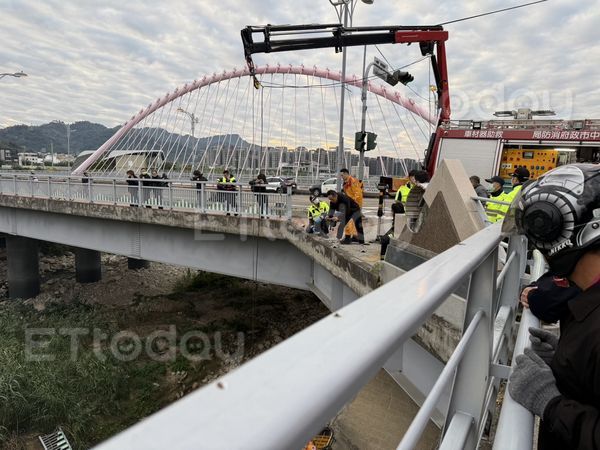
[75,248,102,283]
[127,258,149,270]
[6,236,40,299]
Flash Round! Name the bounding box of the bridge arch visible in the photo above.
[74,64,435,175]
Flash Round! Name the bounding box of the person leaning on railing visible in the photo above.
[126,170,139,207]
[484,175,509,223]
[191,170,207,208]
[505,163,600,450]
[249,173,268,217]
[217,169,237,215]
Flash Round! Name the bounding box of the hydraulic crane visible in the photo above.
[241,23,450,174]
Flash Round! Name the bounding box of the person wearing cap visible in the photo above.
[484,175,509,223]
[505,166,530,204]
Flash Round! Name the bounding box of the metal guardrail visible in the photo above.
[0,173,292,218]
[493,250,545,450]
[92,223,532,450]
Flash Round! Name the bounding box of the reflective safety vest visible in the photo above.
[486,190,514,223]
[504,184,523,204]
[395,183,411,203]
[307,201,330,219]
[218,176,236,191]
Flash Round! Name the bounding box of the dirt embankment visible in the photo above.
[0,247,329,449]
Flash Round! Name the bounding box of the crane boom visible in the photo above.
[240,23,450,173]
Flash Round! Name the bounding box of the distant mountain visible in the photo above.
[0,121,119,155]
[0,122,252,162]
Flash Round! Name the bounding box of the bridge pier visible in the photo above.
[75,248,102,283]
[6,236,40,299]
[127,258,149,270]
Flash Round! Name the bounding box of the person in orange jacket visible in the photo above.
[340,168,363,240]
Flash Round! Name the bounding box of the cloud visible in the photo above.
[0,0,597,160]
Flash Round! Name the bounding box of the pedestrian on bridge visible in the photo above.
[327,190,364,245]
[470,175,488,199]
[218,169,237,215]
[250,173,268,217]
[191,170,207,209]
[484,176,509,223]
[392,169,417,217]
[139,168,152,207]
[506,163,600,450]
[151,168,166,208]
[126,170,139,206]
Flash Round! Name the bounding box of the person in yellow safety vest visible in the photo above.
[505,166,530,203]
[392,169,417,219]
[217,169,237,214]
[484,175,510,223]
[340,168,363,240]
[306,195,330,235]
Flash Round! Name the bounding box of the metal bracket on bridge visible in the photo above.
[490,363,511,380]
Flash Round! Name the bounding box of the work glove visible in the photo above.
[528,327,559,365]
[508,348,561,417]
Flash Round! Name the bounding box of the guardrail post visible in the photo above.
[67,177,71,201]
[286,189,293,218]
[441,248,497,449]
[13,175,17,196]
[237,185,242,215]
[138,181,142,207]
[168,182,173,210]
[200,184,206,213]
[47,177,51,199]
[89,179,93,203]
[30,177,34,197]
[498,235,527,311]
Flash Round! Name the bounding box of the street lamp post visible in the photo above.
[0,71,27,80]
[176,107,199,138]
[329,0,373,189]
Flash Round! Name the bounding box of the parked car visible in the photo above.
[265,176,297,193]
[309,177,338,196]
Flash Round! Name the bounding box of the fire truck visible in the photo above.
[429,110,600,182]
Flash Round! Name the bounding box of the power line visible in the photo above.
[438,0,548,26]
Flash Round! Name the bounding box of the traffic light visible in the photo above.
[354,131,366,151]
[366,132,377,150]
[387,70,414,86]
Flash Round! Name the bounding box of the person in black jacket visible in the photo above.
[507,164,600,450]
[327,190,364,244]
[150,168,165,208]
[520,272,581,324]
[191,170,208,209]
[250,173,268,216]
[126,170,139,206]
[138,168,151,207]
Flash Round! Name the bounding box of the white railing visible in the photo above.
[493,249,546,449]
[92,223,534,450]
[0,174,292,218]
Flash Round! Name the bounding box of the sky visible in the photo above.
[1,0,599,158]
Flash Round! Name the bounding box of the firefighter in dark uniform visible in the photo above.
[506,164,600,449]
